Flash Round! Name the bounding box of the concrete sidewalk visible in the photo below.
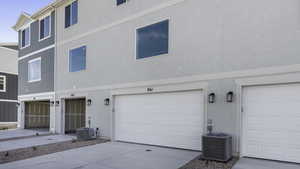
[0,129,50,141]
[0,135,76,152]
[0,142,200,169]
[233,158,300,169]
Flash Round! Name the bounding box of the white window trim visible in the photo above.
[28,57,41,83]
[0,75,6,92]
[135,18,170,60]
[68,45,87,73]
[65,0,78,29]
[39,14,52,41]
[20,26,31,49]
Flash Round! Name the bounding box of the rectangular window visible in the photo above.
[117,0,126,6]
[0,76,6,92]
[28,58,41,82]
[65,0,78,28]
[136,20,169,59]
[69,46,86,72]
[40,15,51,40]
[21,27,30,48]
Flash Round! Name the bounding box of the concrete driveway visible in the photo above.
[0,142,200,169]
[233,158,300,169]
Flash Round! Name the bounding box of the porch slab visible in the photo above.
[233,158,300,169]
[0,135,76,152]
[0,129,50,141]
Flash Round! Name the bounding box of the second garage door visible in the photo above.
[242,83,300,163]
[114,90,204,151]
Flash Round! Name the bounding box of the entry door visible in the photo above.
[25,101,50,129]
[65,99,86,133]
[242,84,300,163]
[114,90,204,150]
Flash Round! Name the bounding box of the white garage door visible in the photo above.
[114,90,204,150]
[242,83,300,163]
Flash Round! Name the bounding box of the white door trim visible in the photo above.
[235,72,300,157]
[110,82,208,144]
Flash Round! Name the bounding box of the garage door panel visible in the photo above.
[115,90,204,150]
[243,84,300,163]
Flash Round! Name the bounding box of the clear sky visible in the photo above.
[0,0,54,43]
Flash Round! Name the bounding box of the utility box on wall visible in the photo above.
[201,133,233,162]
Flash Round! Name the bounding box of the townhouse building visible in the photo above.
[15,0,300,163]
[13,10,56,132]
[0,43,18,123]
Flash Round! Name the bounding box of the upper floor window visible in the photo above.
[28,58,41,82]
[39,15,51,40]
[21,27,30,48]
[117,0,127,6]
[136,20,169,59]
[65,0,78,28]
[69,46,86,72]
[0,76,6,92]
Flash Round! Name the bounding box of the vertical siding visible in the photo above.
[0,102,17,122]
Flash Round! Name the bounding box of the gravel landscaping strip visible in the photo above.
[0,138,109,164]
[179,155,239,169]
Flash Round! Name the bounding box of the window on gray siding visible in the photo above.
[69,46,86,72]
[40,15,51,40]
[21,27,30,48]
[136,20,169,59]
[28,58,41,82]
[0,76,6,92]
[117,0,126,5]
[65,0,78,28]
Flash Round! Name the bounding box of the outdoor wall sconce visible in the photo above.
[50,101,55,107]
[208,93,216,104]
[104,98,110,106]
[16,102,20,108]
[226,91,234,103]
[55,101,60,106]
[87,99,92,106]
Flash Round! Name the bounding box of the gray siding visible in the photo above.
[0,101,17,122]
[18,11,55,57]
[18,48,54,95]
[0,72,18,100]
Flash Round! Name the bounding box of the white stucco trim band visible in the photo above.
[18,92,55,101]
[0,99,19,103]
[18,44,55,61]
[56,63,300,94]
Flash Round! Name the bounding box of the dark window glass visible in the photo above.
[65,0,78,28]
[71,1,78,25]
[117,0,126,6]
[136,20,169,59]
[69,46,86,72]
[40,19,45,39]
[65,5,71,28]
[21,27,30,48]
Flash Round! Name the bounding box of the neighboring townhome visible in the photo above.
[13,10,55,132]
[0,43,18,125]
[14,0,300,164]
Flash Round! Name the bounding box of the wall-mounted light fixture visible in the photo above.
[104,98,110,106]
[50,101,55,107]
[208,93,216,104]
[55,101,60,106]
[226,91,234,103]
[16,102,20,108]
[87,99,92,106]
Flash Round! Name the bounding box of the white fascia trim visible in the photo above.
[18,44,55,61]
[56,64,300,94]
[18,92,55,101]
[0,99,19,103]
[58,0,186,46]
